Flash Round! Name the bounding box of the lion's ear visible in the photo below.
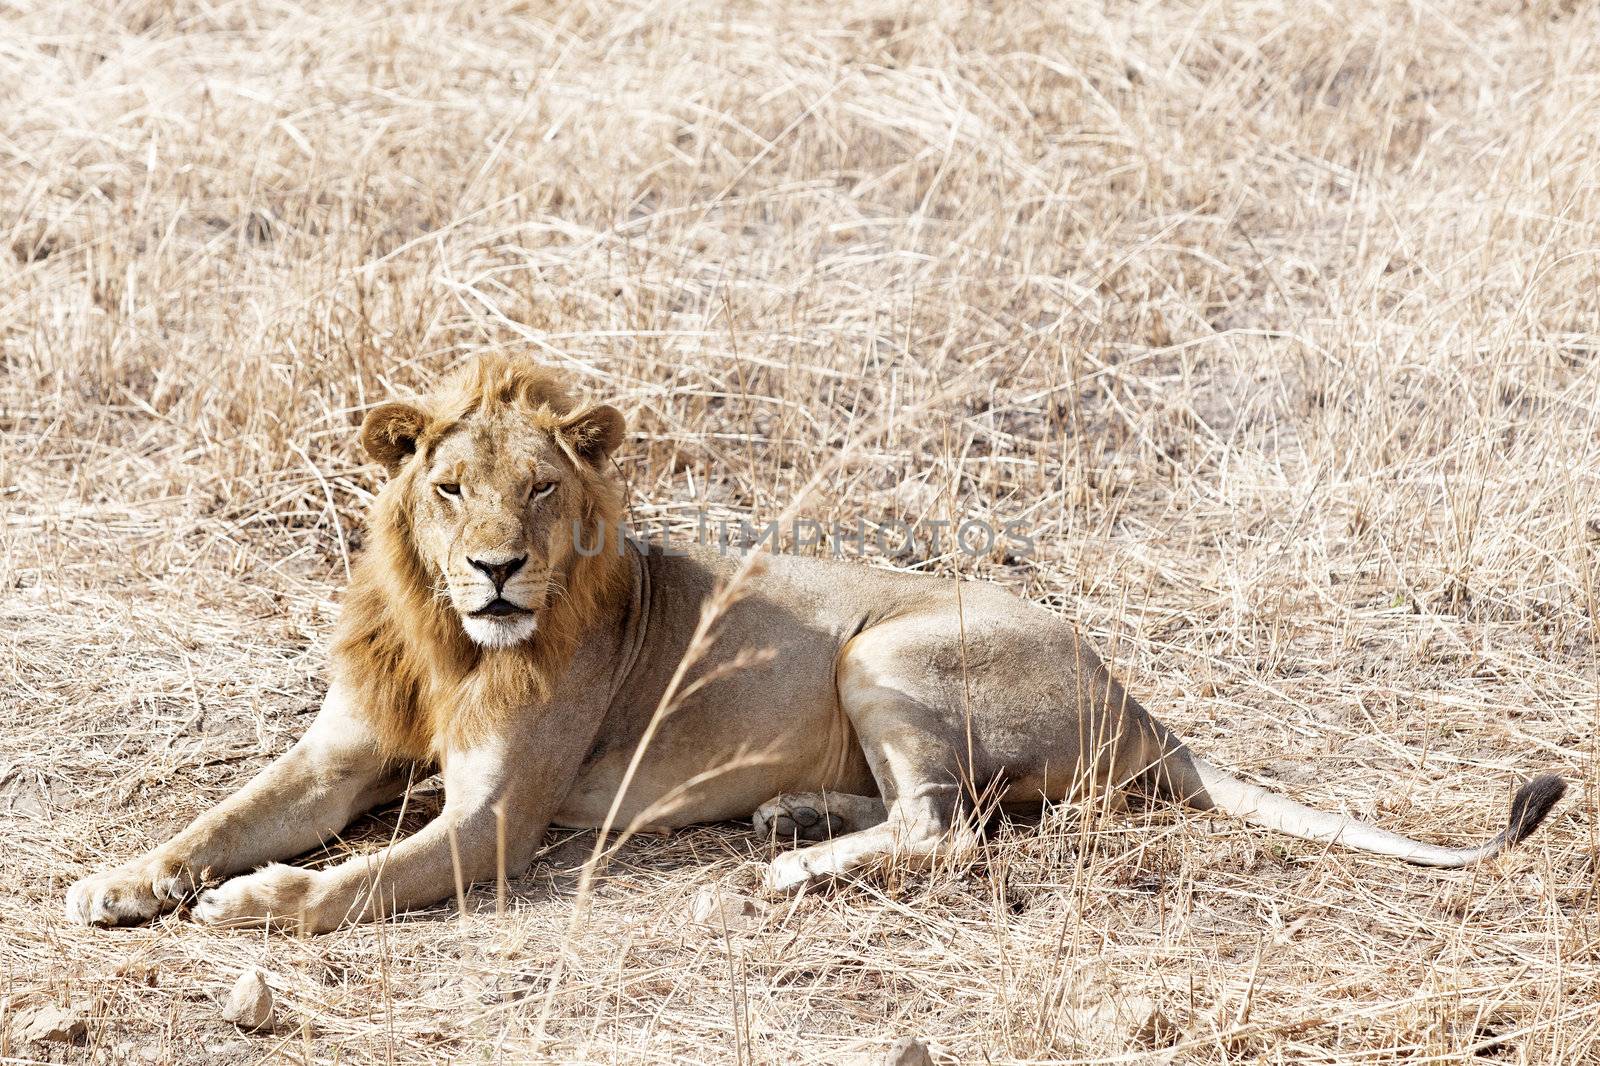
[361,402,429,476]
[560,404,626,466]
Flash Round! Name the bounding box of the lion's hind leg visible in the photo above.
[753,792,886,843]
[762,629,980,894]
[761,784,963,894]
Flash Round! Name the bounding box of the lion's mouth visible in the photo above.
[471,598,533,618]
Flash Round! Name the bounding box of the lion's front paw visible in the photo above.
[66,860,191,928]
[763,849,826,895]
[194,865,324,932]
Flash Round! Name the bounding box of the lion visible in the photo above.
[66,354,1566,932]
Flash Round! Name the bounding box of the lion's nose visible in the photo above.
[468,555,526,590]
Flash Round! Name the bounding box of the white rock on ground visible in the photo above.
[221,969,274,1032]
[883,1036,936,1066]
[15,1004,88,1045]
[689,885,764,930]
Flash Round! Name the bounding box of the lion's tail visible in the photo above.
[1151,737,1565,868]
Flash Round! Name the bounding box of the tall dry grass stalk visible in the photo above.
[2,0,1597,1061]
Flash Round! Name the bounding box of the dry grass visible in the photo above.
[3,0,1599,1061]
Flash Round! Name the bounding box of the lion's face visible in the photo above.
[358,365,625,651]
[412,411,581,648]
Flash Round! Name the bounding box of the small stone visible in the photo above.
[884,1036,935,1066]
[16,1004,87,1045]
[1131,1003,1182,1049]
[221,969,274,1032]
[689,886,763,929]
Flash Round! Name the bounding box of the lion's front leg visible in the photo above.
[192,742,546,933]
[66,684,401,927]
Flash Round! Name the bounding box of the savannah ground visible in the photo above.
[2,0,1599,1061]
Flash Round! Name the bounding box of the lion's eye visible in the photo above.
[436,483,462,499]
[529,480,557,501]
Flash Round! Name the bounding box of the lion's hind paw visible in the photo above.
[752,793,846,843]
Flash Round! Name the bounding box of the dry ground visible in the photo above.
[3,0,1599,1061]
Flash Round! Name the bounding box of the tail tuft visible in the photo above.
[1505,774,1566,847]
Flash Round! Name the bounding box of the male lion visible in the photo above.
[68,355,1565,932]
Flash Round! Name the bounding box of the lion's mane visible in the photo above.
[331,356,629,758]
